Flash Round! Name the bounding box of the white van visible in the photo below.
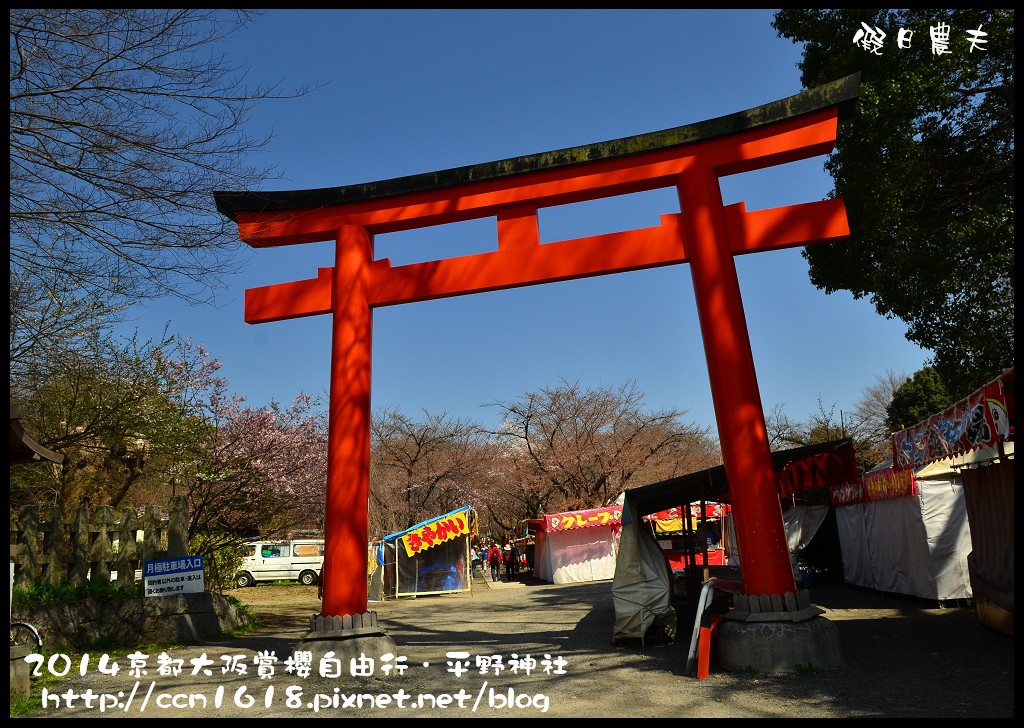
[234,539,324,587]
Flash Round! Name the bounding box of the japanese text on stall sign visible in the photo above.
[545,506,621,532]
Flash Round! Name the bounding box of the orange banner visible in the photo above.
[863,467,917,502]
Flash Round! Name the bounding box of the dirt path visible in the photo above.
[17,576,1014,718]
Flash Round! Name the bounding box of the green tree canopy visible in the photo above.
[10,332,186,511]
[772,9,1014,399]
[885,366,952,433]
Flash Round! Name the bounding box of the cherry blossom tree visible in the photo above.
[143,338,327,587]
[155,339,328,539]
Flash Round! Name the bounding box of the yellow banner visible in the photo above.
[401,509,472,558]
[654,518,683,534]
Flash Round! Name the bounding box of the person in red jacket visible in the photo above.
[486,541,503,582]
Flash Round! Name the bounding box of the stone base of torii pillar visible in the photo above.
[715,590,844,673]
[295,611,398,671]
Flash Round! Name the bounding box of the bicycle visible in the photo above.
[10,621,43,653]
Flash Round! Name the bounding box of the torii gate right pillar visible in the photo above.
[678,163,795,597]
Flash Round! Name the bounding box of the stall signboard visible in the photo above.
[400,507,473,558]
[643,503,731,533]
[545,505,622,532]
[892,369,1013,470]
[862,466,917,502]
[829,480,866,507]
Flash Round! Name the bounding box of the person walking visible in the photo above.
[470,545,482,579]
[506,542,521,582]
[486,541,503,582]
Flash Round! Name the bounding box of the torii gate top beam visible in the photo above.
[214,73,859,240]
[213,74,859,323]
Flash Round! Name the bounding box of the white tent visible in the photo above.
[876,368,1014,624]
[833,445,1012,602]
[533,506,622,585]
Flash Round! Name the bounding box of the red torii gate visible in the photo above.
[215,74,860,619]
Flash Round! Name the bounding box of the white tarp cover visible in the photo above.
[836,468,974,601]
[535,524,620,584]
[611,502,677,642]
[783,505,830,553]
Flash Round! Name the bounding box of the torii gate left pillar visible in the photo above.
[326,224,374,616]
[215,75,860,627]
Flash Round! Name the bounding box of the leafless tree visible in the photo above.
[369,408,493,537]
[9,268,131,402]
[764,402,804,450]
[484,379,720,521]
[852,370,911,440]
[851,369,911,467]
[766,374,909,472]
[10,9,319,307]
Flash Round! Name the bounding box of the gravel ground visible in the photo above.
[16,574,1014,718]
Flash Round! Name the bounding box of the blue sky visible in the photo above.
[124,9,930,436]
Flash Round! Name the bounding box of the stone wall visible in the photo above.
[10,591,253,651]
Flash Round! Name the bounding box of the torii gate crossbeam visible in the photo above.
[215,74,860,620]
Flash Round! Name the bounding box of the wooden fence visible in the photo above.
[9,495,189,589]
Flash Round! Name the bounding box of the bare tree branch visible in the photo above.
[9,9,323,306]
